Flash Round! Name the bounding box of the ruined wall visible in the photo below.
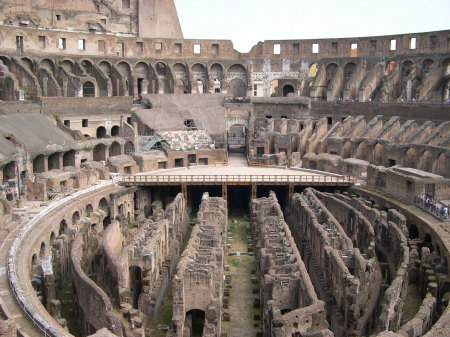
[251,192,331,337]
[169,194,227,337]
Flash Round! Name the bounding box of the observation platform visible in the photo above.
[119,166,354,187]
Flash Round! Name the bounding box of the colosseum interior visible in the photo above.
[0,1,449,337]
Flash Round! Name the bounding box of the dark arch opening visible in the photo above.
[72,211,80,225]
[185,309,205,337]
[59,219,68,235]
[111,125,120,137]
[82,81,95,97]
[409,224,419,240]
[283,85,295,97]
[96,126,107,139]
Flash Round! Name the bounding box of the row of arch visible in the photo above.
[0,54,250,98]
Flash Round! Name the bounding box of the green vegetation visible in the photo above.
[3,76,12,85]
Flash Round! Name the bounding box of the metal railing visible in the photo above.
[414,196,450,221]
[120,174,354,185]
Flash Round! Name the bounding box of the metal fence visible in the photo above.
[120,174,354,185]
[414,196,450,221]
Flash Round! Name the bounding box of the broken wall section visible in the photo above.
[251,191,332,337]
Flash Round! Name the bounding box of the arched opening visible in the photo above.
[283,84,295,97]
[155,62,172,94]
[424,233,433,252]
[117,62,133,96]
[39,242,46,259]
[33,155,45,174]
[343,62,356,86]
[82,81,95,97]
[419,150,433,172]
[341,142,352,159]
[386,61,396,76]
[99,198,108,211]
[356,142,368,161]
[72,211,80,225]
[63,150,76,167]
[2,161,16,182]
[91,143,105,161]
[227,124,246,153]
[40,59,56,75]
[48,153,60,170]
[109,141,121,157]
[60,60,74,74]
[227,64,247,97]
[85,204,93,217]
[129,266,143,309]
[422,59,434,77]
[409,224,419,240]
[59,219,68,235]
[192,64,208,93]
[124,141,135,155]
[433,153,447,176]
[185,309,205,337]
[443,58,450,76]
[31,254,38,266]
[50,232,56,244]
[96,126,107,138]
[210,64,223,93]
[111,125,120,137]
[403,148,418,168]
[173,63,190,94]
[443,78,450,101]
[325,63,338,90]
[373,143,383,165]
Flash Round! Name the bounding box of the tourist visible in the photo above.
[6,188,13,201]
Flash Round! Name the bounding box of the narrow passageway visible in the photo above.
[221,212,261,337]
[227,153,248,167]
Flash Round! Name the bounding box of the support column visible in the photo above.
[181,184,190,207]
[222,183,227,201]
[251,184,257,200]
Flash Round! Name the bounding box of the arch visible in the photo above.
[80,59,94,75]
[134,62,153,95]
[341,142,351,159]
[109,141,121,157]
[93,144,107,161]
[99,61,112,76]
[2,161,16,181]
[424,233,433,252]
[39,242,46,259]
[386,61,396,76]
[192,63,208,93]
[96,126,107,138]
[72,211,80,225]
[85,204,93,217]
[355,142,368,161]
[409,224,419,240]
[419,150,433,172]
[442,58,450,75]
[173,63,190,94]
[282,84,295,97]
[373,143,383,165]
[325,63,338,88]
[210,63,224,93]
[422,59,434,76]
[99,198,108,211]
[31,254,38,266]
[124,141,135,155]
[82,81,95,97]
[155,62,172,94]
[103,216,111,229]
[185,309,205,336]
[403,148,418,168]
[343,62,356,84]
[33,155,45,174]
[111,125,120,137]
[48,153,60,170]
[432,153,447,176]
[60,60,74,74]
[63,150,76,167]
[308,63,318,78]
[401,60,413,78]
[21,57,35,73]
[59,219,68,235]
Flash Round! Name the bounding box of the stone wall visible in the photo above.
[169,194,227,337]
[251,192,331,337]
